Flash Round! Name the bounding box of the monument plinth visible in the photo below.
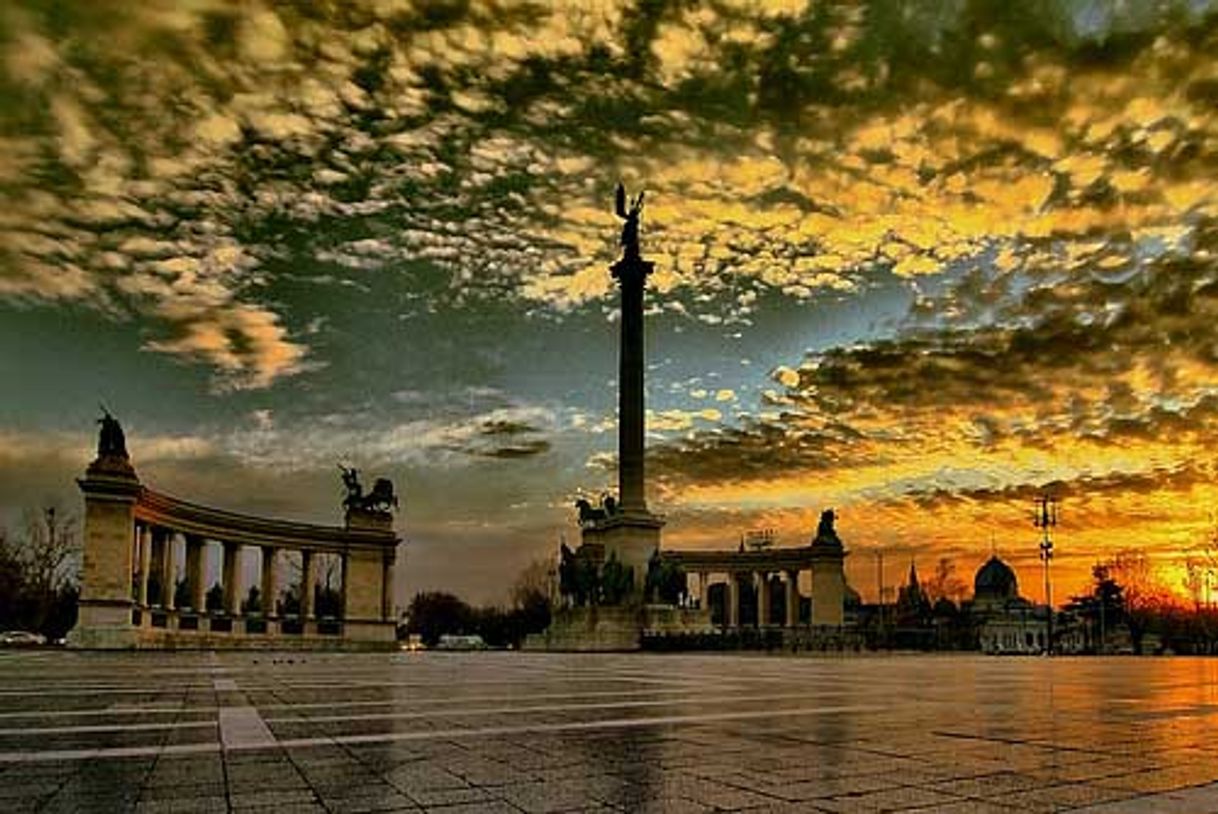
[72,411,142,649]
[808,509,848,626]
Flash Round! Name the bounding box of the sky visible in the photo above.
[3,0,1218,608]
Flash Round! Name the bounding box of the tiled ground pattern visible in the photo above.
[0,651,1217,812]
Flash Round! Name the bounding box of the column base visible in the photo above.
[579,511,665,586]
[69,600,138,649]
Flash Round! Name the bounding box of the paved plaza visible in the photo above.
[1,652,1218,812]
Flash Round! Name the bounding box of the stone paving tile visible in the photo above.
[992,782,1140,813]
[8,652,1218,813]
[814,785,970,813]
[900,802,1015,814]
[401,784,497,807]
[422,802,521,814]
[133,797,230,814]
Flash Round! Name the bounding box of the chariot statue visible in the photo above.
[339,463,399,514]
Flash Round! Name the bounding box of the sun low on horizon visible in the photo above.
[3,0,1218,606]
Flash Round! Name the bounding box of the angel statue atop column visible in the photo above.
[614,182,645,261]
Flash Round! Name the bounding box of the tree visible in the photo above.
[405,592,472,646]
[923,557,966,604]
[511,560,552,635]
[0,506,81,638]
[1084,563,1127,652]
[1105,549,1173,652]
[242,586,262,614]
[19,508,77,596]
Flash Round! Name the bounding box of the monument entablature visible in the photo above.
[71,412,400,651]
[134,489,396,556]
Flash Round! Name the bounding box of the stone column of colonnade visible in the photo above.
[785,569,800,628]
[707,569,805,630]
[261,546,278,631]
[220,542,238,620]
[758,572,771,627]
[137,523,152,610]
[300,549,317,627]
[185,535,206,614]
[727,574,740,628]
[158,527,176,612]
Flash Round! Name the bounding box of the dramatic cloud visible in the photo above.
[4,0,1218,600]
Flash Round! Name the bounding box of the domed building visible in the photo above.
[973,556,1019,610]
[968,555,1049,654]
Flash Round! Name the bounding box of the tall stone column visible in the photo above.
[727,574,740,629]
[184,536,204,611]
[222,542,241,615]
[160,529,176,610]
[261,546,278,617]
[138,524,152,606]
[758,572,771,627]
[698,572,709,610]
[612,253,653,514]
[785,569,800,627]
[300,550,316,619]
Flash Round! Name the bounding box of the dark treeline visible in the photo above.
[0,507,79,640]
[402,560,552,648]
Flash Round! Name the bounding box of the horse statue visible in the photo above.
[363,478,399,512]
[575,498,607,526]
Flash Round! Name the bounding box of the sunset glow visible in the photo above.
[3,1,1218,605]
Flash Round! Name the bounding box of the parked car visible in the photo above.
[435,634,487,651]
[0,631,46,647]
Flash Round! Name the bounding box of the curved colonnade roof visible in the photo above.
[133,488,399,554]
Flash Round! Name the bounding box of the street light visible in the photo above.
[1035,494,1059,654]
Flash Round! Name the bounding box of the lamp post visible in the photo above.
[1035,494,1059,655]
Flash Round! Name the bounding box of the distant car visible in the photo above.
[435,634,487,651]
[0,631,46,647]
[398,634,425,651]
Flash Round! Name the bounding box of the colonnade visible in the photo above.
[686,569,804,629]
[127,521,393,636]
